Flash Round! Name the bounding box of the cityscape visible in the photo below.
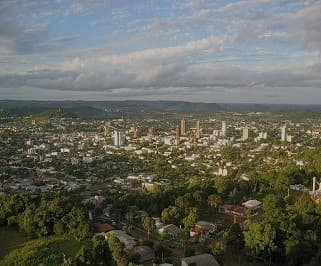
[1,1,321,266]
[1,101,321,265]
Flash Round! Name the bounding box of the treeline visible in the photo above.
[111,164,308,219]
[0,193,92,240]
[112,181,217,220]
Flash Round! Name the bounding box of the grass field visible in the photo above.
[0,226,30,257]
[0,236,83,265]
[0,227,82,262]
[49,238,83,258]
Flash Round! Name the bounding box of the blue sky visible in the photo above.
[0,0,321,103]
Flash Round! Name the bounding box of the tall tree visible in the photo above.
[143,216,155,240]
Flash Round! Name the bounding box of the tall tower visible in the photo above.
[114,130,125,147]
[181,117,186,135]
[175,125,180,145]
[281,125,286,141]
[114,130,120,147]
[196,120,200,139]
[242,127,249,141]
[221,121,227,137]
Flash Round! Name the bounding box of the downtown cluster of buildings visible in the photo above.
[0,112,314,198]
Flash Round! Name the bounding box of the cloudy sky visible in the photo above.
[0,0,321,103]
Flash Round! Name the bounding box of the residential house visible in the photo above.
[181,253,220,266]
[242,199,262,211]
[190,221,217,238]
[157,224,182,238]
[133,245,154,263]
[106,230,137,250]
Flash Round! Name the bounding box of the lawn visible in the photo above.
[0,236,83,265]
[0,226,82,263]
[49,238,83,258]
[0,226,30,257]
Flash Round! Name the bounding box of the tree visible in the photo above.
[53,220,65,235]
[215,176,232,195]
[245,221,276,265]
[92,235,111,264]
[161,206,181,225]
[143,216,155,240]
[207,194,222,214]
[126,206,139,224]
[211,242,225,265]
[106,233,130,266]
[65,207,92,240]
[263,194,286,227]
[182,208,198,229]
[179,228,190,256]
[75,245,94,265]
[224,223,244,251]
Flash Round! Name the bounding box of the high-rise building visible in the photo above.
[181,117,186,135]
[175,125,180,145]
[221,121,227,137]
[147,127,153,136]
[114,130,125,147]
[133,127,138,139]
[258,131,267,139]
[286,134,292,143]
[213,129,220,137]
[104,126,109,137]
[281,125,286,141]
[242,127,249,141]
[196,120,200,139]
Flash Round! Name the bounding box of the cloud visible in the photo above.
[287,4,321,50]
[0,37,320,96]
[0,20,79,55]
[0,0,321,103]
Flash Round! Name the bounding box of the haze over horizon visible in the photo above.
[1,0,321,104]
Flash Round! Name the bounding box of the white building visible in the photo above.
[258,131,267,139]
[281,125,286,141]
[114,130,125,147]
[221,121,227,137]
[286,134,292,143]
[242,127,249,141]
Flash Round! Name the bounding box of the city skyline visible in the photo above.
[0,0,321,103]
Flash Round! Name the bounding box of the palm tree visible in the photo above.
[143,216,155,240]
[207,194,222,215]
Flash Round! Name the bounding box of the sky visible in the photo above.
[0,0,321,104]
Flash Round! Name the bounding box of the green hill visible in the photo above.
[1,237,82,266]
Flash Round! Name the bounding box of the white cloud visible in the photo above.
[1,0,321,103]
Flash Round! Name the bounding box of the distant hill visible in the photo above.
[0,100,321,118]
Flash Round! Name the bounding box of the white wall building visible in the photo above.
[242,127,249,141]
[281,125,286,141]
[114,130,125,147]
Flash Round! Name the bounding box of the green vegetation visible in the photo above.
[1,237,81,266]
[241,193,321,265]
[0,193,92,240]
[0,227,30,257]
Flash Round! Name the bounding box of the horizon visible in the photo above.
[1,98,321,107]
[1,1,321,103]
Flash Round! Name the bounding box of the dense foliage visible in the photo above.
[0,193,92,240]
[243,193,321,265]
